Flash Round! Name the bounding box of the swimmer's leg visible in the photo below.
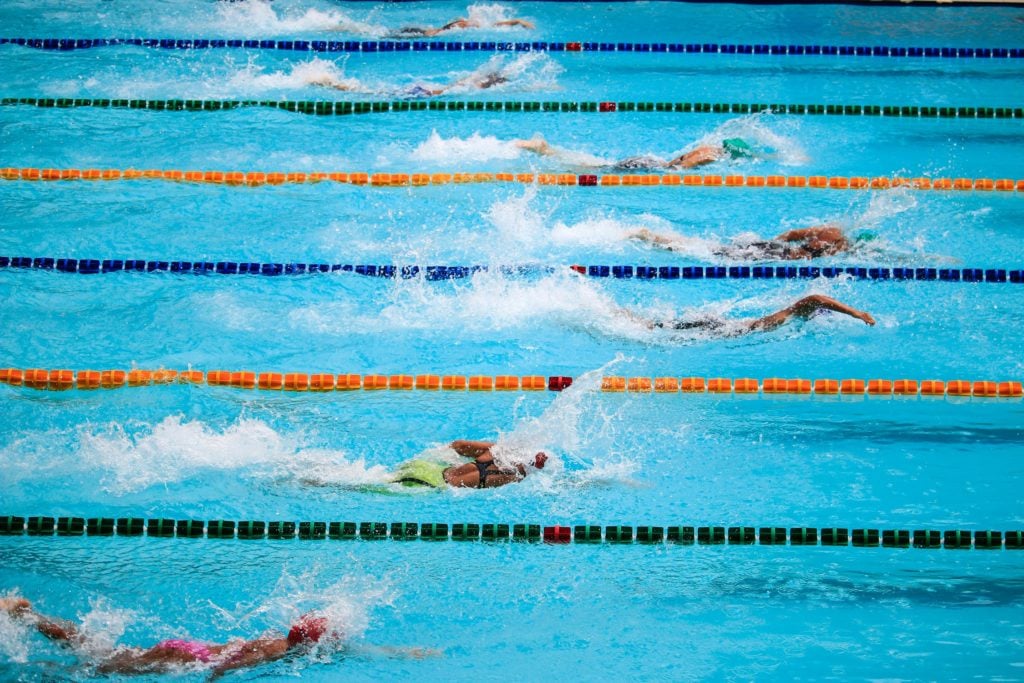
[747,294,875,333]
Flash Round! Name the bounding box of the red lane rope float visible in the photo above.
[1,167,1022,194]
[1,369,1021,399]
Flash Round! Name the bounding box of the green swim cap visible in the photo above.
[721,138,753,159]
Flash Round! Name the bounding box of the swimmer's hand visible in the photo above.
[855,310,876,326]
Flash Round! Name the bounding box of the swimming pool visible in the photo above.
[2,0,1024,680]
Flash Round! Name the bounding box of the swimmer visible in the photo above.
[628,225,875,260]
[387,17,535,38]
[620,294,875,337]
[0,597,434,678]
[391,440,548,489]
[308,66,510,96]
[514,135,758,170]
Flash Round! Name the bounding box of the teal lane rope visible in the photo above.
[3,97,1022,119]
[1,516,1019,549]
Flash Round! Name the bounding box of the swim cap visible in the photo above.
[533,452,548,469]
[721,138,753,159]
[287,614,329,647]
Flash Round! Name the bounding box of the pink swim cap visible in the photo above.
[287,614,329,647]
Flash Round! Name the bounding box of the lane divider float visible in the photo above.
[1,369,1021,399]
[4,97,1023,120]
[4,37,1023,60]
[1,257,1021,283]
[2,167,1022,194]
[1,516,1020,550]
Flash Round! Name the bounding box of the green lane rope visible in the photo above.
[0,516,1018,549]
[2,97,1021,119]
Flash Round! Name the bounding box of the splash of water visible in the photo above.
[215,0,386,36]
[441,53,563,95]
[76,415,390,495]
[687,112,809,166]
[226,57,367,95]
[465,3,516,26]
[209,566,390,648]
[411,130,524,163]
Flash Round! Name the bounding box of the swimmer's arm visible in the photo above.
[775,225,843,242]
[350,644,443,659]
[307,77,354,92]
[628,228,677,251]
[614,305,657,329]
[513,138,554,156]
[439,18,473,32]
[450,440,495,457]
[209,639,288,680]
[496,19,535,29]
[667,146,722,169]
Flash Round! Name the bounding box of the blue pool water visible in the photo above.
[2,1,1024,680]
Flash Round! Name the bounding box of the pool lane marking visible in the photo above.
[0,517,1017,549]
[1,168,1022,192]
[4,37,1024,61]
[1,258,1021,284]
[1,369,1021,399]
[4,98,1023,120]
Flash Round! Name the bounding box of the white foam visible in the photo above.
[0,594,30,664]
[77,416,390,495]
[215,0,386,37]
[226,57,367,94]
[465,3,516,27]
[411,130,523,163]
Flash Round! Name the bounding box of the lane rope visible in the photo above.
[4,97,1023,120]
[0,516,1019,549]
[2,167,1022,193]
[1,369,1021,399]
[2,257,1022,284]
[4,37,1023,60]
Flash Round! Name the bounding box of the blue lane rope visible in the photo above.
[3,37,1023,59]
[1,516,1019,549]
[0,257,1020,283]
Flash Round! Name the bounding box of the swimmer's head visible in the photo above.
[854,230,878,244]
[532,452,548,469]
[287,613,331,648]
